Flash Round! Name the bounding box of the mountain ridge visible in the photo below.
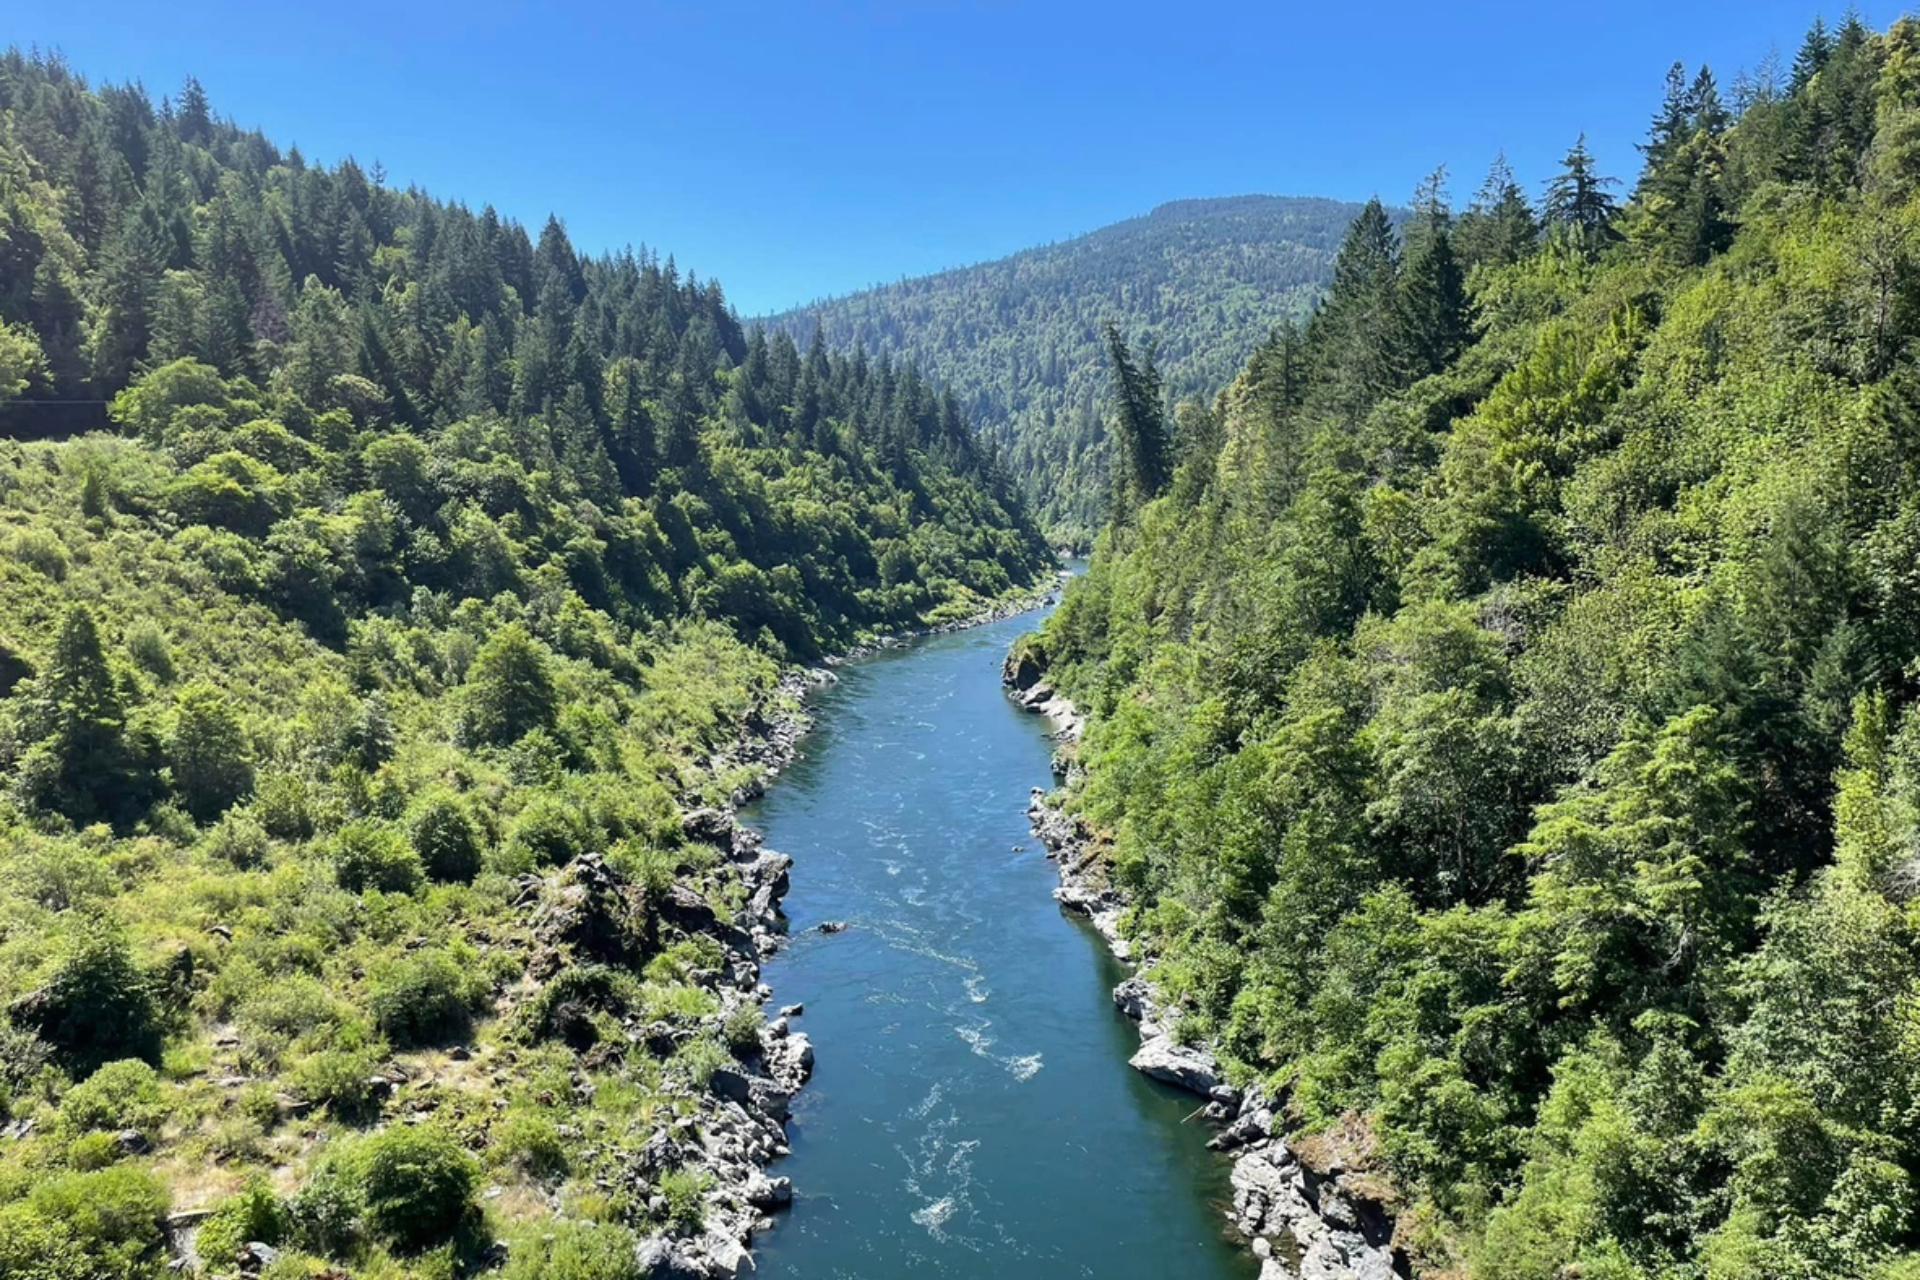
[756,193,1390,544]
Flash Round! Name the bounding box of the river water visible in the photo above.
[744,604,1256,1280]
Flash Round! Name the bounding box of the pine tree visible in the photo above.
[1103,324,1173,513]
[1638,62,1692,196]
[1310,198,1403,418]
[1397,184,1471,380]
[17,605,154,825]
[1456,154,1538,270]
[1545,135,1622,255]
[1791,16,1834,93]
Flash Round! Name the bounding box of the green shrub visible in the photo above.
[123,622,173,683]
[9,918,161,1076]
[408,791,483,883]
[288,1046,382,1118]
[285,1153,362,1258]
[460,623,558,746]
[368,950,477,1048]
[194,1180,287,1269]
[17,1164,169,1280]
[505,792,598,868]
[500,1220,642,1280]
[721,1005,764,1058]
[251,772,314,840]
[59,1059,164,1137]
[200,810,270,869]
[354,1125,479,1252]
[489,1107,569,1179]
[657,1166,710,1232]
[331,820,422,894]
[169,682,255,823]
[66,1131,122,1171]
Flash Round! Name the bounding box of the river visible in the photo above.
[743,602,1257,1280]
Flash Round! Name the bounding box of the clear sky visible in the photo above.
[14,1,1900,314]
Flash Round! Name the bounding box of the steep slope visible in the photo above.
[1026,15,1920,1279]
[759,195,1376,543]
[0,51,1050,1280]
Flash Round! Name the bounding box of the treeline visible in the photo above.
[759,195,1375,545]
[1034,15,1920,1278]
[0,51,1049,1280]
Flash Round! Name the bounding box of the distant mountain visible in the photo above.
[757,195,1379,544]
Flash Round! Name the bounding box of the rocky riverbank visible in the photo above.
[1006,655,1405,1280]
[625,580,1070,1277]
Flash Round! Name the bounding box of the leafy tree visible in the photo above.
[168,681,253,822]
[462,622,558,746]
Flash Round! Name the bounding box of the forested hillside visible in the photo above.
[0,51,1049,1280]
[1029,16,1920,1278]
[759,195,1374,544]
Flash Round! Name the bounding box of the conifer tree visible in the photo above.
[1545,135,1622,255]
[1456,154,1538,269]
[1396,170,1471,379]
[1103,324,1173,513]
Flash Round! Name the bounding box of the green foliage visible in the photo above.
[367,950,481,1048]
[407,790,483,883]
[1034,16,1920,1275]
[9,918,161,1077]
[499,1220,642,1280]
[330,820,423,894]
[0,1166,169,1280]
[461,624,558,747]
[57,1059,163,1137]
[352,1125,480,1252]
[168,681,254,822]
[193,1179,288,1270]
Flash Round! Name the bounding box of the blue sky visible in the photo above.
[16,1,1898,314]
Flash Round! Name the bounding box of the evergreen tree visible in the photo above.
[461,623,558,747]
[15,606,154,826]
[1456,153,1538,270]
[1545,134,1622,254]
[1396,171,1470,379]
[1310,198,1403,419]
[1102,324,1173,513]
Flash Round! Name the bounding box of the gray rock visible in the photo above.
[1129,1033,1221,1096]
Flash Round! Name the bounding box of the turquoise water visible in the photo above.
[744,606,1256,1280]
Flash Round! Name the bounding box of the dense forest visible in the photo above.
[759,195,1374,545]
[0,51,1050,1280]
[1028,16,1920,1278]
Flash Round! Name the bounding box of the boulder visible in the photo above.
[1129,1033,1221,1096]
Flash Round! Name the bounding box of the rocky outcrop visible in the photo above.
[1226,1127,1401,1280]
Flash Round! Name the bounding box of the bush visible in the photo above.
[200,811,270,869]
[506,792,598,868]
[368,951,477,1049]
[657,1167,710,1232]
[15,1165,169,1279]
[59,1059,164,1137]
[123,622,173,682]
[331,821,422,894]
[408,791,483,883]
[9,918,161,1077]
[721,1005,764,1058]
[288,1046,383,1119]
[354,1125,479,1252]
[489,1107,568,1179]
[500,1221,642,1280]
[194,1180,287,1269]
[252,772,314,840]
